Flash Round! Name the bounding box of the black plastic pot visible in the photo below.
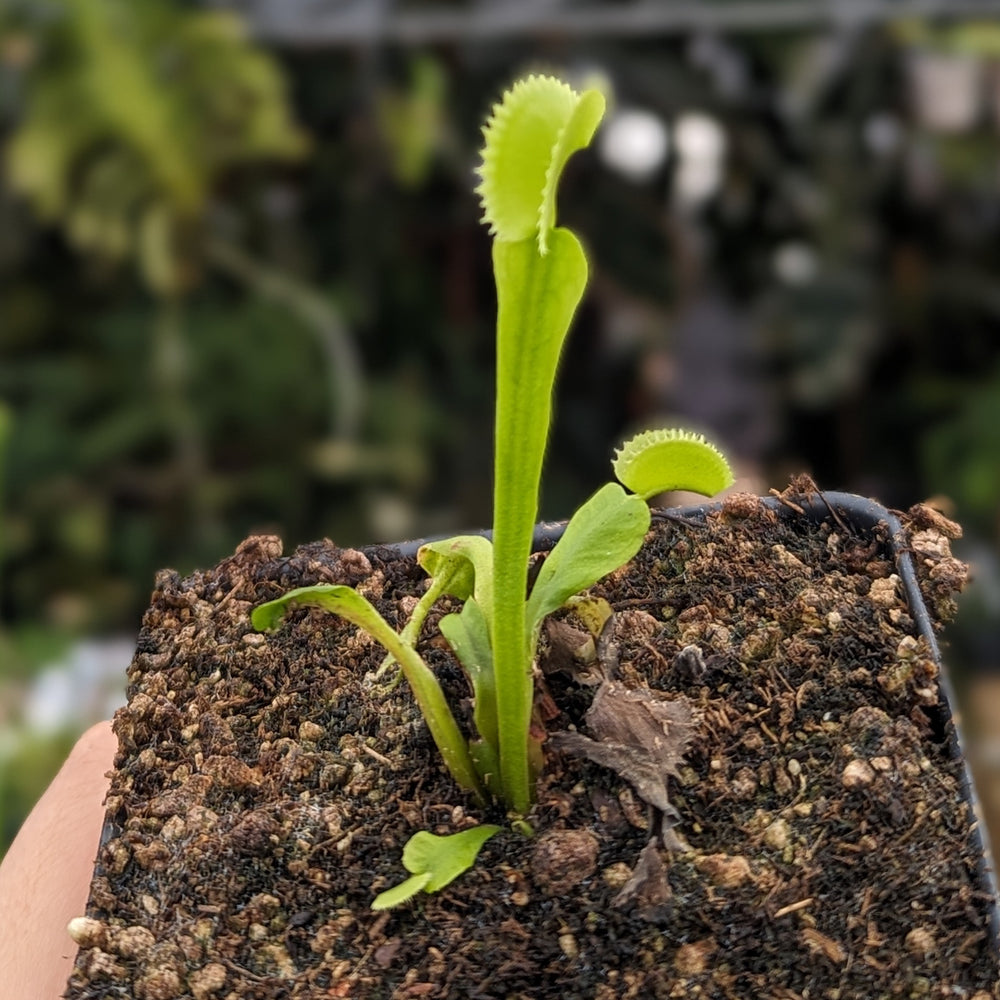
[79,490,998,997]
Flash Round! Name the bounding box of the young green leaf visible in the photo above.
[490,228,591,814]
[417,538,502,788]
[613,428,734,501]
[480,74,606,814]
[418,534,495,627]
[526,482,650,635]
[439,598,498,774]
[371,825,501,910]
[252,584,486,802]
[378,535,490,679]
[370,872,431,911]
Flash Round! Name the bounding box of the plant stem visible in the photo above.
[490,467,534,815]
[383,636,488,804]
[374,564,454,680]
[344,606,486,804]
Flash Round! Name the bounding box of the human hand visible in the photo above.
[0,721,116,1000]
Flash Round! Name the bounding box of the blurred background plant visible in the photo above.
[2,0,1000,854]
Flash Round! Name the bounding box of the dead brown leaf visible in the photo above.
[612,838,672,922]
[551,681,695,820]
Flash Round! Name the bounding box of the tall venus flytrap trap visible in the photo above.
[252,74,734,906]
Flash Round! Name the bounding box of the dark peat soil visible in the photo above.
[65,488,999,1000]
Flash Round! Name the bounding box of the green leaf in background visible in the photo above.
[6,0,306,292]
[0,401,10,609]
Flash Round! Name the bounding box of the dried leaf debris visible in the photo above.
[550,679,695,846]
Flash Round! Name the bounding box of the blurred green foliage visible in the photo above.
[2,5,1000,851]
[0,399,9,576]
[924,365,1000,537]
[2,11,999,632]
[5,0,306,293]
[895,18,1000,58]
[0,727,77,850]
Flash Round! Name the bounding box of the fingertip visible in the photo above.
[72,720,117,765]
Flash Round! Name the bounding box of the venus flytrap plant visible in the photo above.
[252,74,733,905]
[465,77,733,812]
[480,78,605,813]
[416,427,732,810]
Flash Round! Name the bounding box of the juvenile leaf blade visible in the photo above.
[251,584,352,632]
[439,599,498,754]
[418,535,495,625]
[526,483,649,633]
[251,584,486,801]
[402,826,502,893]
[382,534,494,679]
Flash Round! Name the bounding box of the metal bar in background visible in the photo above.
[212,0,1000,46]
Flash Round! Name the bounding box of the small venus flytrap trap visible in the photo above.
[251,73,733,907]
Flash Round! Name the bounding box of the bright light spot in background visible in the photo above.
[599,108,670,182]
[674,160,721,208]
[907,50,982,134]
[673,111,727,208]
[675,112,727,162]
[22,637,132,733]
[773,241,819,285]
[864,112,904,158]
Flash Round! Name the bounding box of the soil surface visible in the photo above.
[65,485,999,999]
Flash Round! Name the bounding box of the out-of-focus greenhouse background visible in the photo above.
[2,0,1000,857]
